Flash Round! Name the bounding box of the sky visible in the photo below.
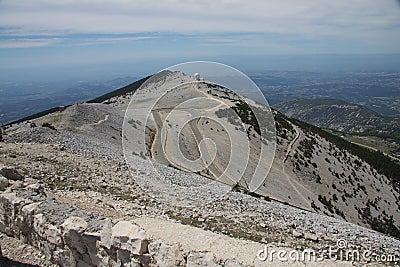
[1,0,400,82]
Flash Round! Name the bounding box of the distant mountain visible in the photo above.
[274,98,400,136]
[0,76,139,125]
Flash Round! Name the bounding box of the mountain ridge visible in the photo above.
[274,98,399,134]
[274,97,400,160]
[1,72,399,266]
[3,76,150,126]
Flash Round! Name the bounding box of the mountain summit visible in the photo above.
[1,71,399,266]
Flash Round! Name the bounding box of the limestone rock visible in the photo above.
[0,193,28,235]
[45,224,62,246]
[25,183,45,196]
[0,175,9,191]
[292,230,303,238]
[21,202,40,216]
[10,181,24,191]
[111,221,148,255]
[304,232,319,242]
[61,217,88,234]
[100,218,113,249]
[148,240,184,267]
[82,232,101,265]
[187,252,219,267]
[33,214,45,237]
[21,202,40,242]
[61,216,88,255]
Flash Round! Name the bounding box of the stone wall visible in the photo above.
[0,166,231,267]
[0,167,149,266]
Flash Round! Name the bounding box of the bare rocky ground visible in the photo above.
[1,71,399,266]
[1,135,399,266]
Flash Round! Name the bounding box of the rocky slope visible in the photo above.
[118,71,400,236]
[1,71,399,266]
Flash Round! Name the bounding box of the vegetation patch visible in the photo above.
[291,117,400,191]
[42,122,57,130]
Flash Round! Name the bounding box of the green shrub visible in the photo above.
[42,122,56,130]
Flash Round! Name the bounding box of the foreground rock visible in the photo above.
[0,175,9,191]
[0,177,149,266]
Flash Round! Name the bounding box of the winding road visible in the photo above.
[151,107,225,182]
[188,118,224,180]
[283,125,300,163]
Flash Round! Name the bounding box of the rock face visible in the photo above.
[0,180,149,266]
[111,221,148,255]
[187,252,219,267]
[148,241,185,266]
[0,175,9,191]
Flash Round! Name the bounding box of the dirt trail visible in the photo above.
[281,124,313,210]
[93,114,109,125]
[283,125,300,163]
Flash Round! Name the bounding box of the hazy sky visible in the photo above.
[1,0,400,81]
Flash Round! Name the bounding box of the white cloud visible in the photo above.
[0,0,399,36]
[0,38,63,48]
[0,0,399,52]
[71,36,156,46]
